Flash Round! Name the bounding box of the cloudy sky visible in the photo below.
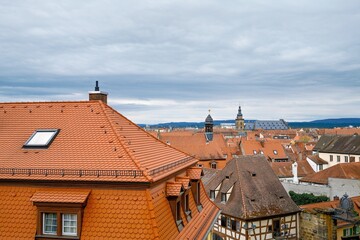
[1,1,359,124]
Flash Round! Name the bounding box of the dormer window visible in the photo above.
[221,193,227,203]
[24,129,59,148]
[211,162,217,169]
[210,190,215,200]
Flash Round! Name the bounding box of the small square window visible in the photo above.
[62,214,77,236]
[43,213,57,235]
[24,129,59,148]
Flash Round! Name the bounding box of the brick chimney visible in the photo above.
[89,81,108,104]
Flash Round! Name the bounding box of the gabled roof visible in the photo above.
[0,101,197,183]
[166,182,184,197]
[205,156,300,220]
[300,162,360,185]
[271,161,314,178]
[30,191,90,204]
[314,134,360,154]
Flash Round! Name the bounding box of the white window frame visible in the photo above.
[43,212,57,235]
[24,129,59,147]
[62,213,77,236]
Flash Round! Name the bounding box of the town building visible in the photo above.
[280,162,360,200]
[0,83,219,239]
[313,134,360,169]
[300,194,360,240]
[205,155,301,240]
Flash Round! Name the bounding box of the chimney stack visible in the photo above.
[89,81,108,104]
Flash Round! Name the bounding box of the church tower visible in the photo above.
[205,110,214,133]
[235,106,244,130]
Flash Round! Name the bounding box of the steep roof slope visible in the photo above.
[300,162,360,185]
[205,155,300,220]
[0,101,197,183]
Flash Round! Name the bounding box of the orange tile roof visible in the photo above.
[166,182,184,197]
[175,176,191,190]
[241,139,288,160]
[0,101,197,183]
[160,132,229,161]
[300,162,360,184]
[30,191,90,204]
[271,160,315,178]
[186,167,203,180]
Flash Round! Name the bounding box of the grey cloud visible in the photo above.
[0,0,360,123]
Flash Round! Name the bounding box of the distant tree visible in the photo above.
[289,191,329,205]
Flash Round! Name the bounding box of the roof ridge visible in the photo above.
[145,189,160,240]
[235,159,247,218]
[98,101,152,182]
[104,103,197,162]
[0,100,93,105]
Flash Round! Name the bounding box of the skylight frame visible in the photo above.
[23,129,60,148]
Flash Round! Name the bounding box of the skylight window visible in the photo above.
[24,129,59,148]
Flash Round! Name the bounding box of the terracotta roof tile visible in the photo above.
[271,160,315,178]
[30,191,90,204]
[241,139,288,160]
[175,176,191,190]
[166,182,183,197]
[300,162,360,184]
[186,167,203,180]
[0,101,197,183]
[160,132,229,161]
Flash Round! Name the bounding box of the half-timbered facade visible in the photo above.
[205,155,301,240]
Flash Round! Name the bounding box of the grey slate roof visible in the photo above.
[204,155,300,220]
[245,119,289,130]
[314,134,360,155]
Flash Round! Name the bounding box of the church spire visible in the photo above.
[235,105,244,131]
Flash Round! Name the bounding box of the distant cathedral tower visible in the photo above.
[235,106,244,130]
[205,110,213,133]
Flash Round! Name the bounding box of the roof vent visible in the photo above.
[251,173,256,177]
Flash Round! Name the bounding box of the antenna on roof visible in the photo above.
[95,81,100,91]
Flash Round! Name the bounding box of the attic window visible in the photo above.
[24,129,59,148]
